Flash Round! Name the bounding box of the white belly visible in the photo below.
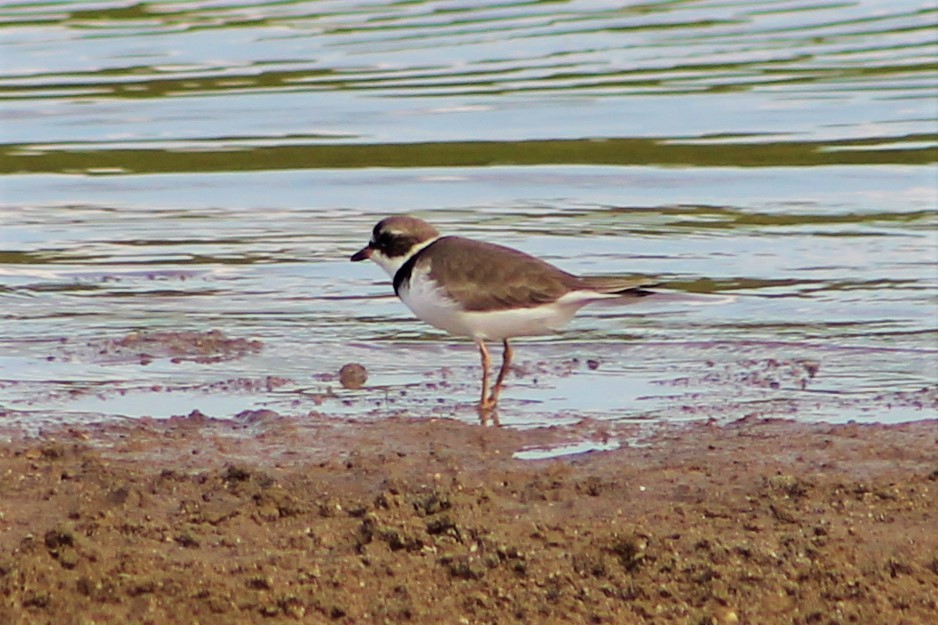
[399,270,585,340]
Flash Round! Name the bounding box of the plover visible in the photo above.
[351,215,656,415]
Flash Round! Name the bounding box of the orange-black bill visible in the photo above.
[350,245,372,262]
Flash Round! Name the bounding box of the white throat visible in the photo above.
[370,236,439,278]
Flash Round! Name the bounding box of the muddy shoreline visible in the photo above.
[1,415,936,624]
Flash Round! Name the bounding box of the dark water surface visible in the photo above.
[1,1,935,436]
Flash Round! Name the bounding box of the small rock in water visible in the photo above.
[339,363,368,389]
[587,359,600,371]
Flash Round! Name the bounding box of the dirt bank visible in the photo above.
[0,415,936,624]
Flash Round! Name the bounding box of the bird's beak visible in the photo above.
[350,245,373,262]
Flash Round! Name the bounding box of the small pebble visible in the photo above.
[339,363,368,389]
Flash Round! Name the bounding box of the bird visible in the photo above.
[350,215,657,417]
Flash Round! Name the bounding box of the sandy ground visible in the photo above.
[0,413,936,625]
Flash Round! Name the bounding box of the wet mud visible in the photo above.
[1,415,936,625]
[5,329,936,430]
[56,329,264,365]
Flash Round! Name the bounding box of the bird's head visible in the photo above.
[350,215,440,277]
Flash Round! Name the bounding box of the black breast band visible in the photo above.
[393,241,436,295]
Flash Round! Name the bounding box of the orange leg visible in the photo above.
[476,340,492,410]
[488,339,513,408]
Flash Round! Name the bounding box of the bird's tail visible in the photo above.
[579,276,660,297]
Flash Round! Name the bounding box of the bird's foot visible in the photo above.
[477,398,500,426]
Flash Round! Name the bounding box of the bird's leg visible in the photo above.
[476,340,492,411]
[487,339,513,409]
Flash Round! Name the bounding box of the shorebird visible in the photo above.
[351,215,656,416]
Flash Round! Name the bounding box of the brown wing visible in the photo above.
[423,237,580,311]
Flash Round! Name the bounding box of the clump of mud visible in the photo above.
[57,329,263,364]
[660,357,822,391]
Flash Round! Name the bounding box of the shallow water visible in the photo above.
[1,0,935,433]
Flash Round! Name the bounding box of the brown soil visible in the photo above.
[0,415,935,625]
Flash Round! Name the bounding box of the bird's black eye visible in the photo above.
[374,231,415,258]
[373,231,393,251]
